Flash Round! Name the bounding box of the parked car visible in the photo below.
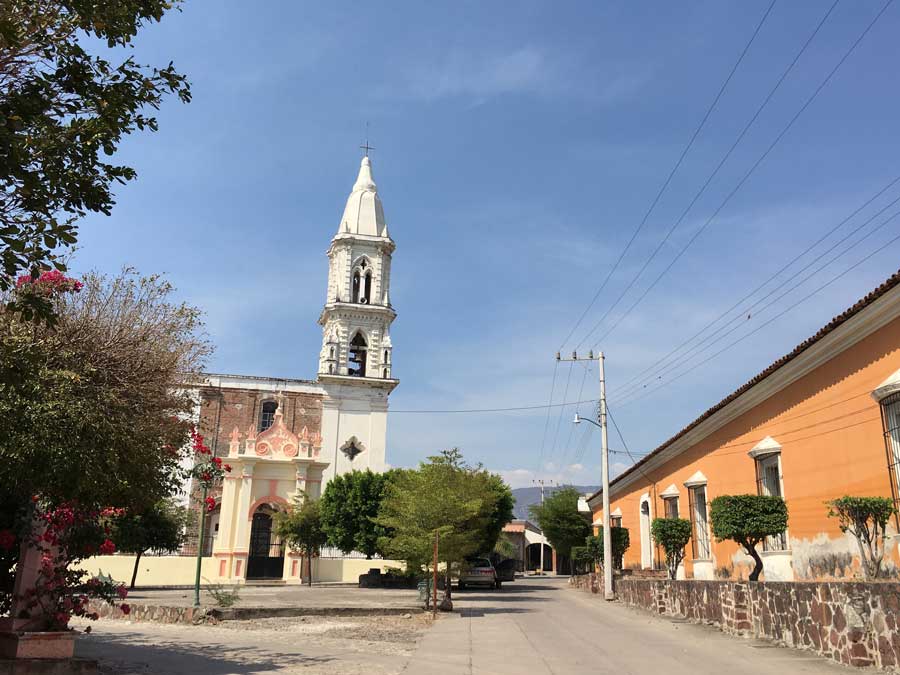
[458,557,501,590]
[494,558,517,582]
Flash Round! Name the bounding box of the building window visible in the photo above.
[352,271,361,303]
[363,272,372,303]
[663,496,679,519]
[882,393,900,517]
[259,400,277,432]
[688,485,711,560]
[348,332,367,377]
[755,453,787,551]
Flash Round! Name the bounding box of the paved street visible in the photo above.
[75,576,860,674]
[409,576,856,674]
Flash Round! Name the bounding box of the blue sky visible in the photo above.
[72,1,900,488]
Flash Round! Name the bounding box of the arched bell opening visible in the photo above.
[348,332,368,377]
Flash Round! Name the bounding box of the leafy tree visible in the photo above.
[586,534,603,569]
[493,532,518,561]
[376,449,506,608]
[476,472,515,556]
[587,528,630,570]
[320,470,389,559]
[570,546,592,575]
[651,518,692,580]
[529,487,591,559]
[275,495,327,587]
[828,496,897,580]
[0,269,207,617]
[112,500,185,589]
[0,1,190,318]
[710,494,788,581]
[0,269,209,510]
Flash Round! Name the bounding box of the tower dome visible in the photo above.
[339,156,388,237]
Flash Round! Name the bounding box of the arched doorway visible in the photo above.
[639,496,653,569]
[246,506,284,580]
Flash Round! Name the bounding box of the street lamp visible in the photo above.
[568,357,614,601]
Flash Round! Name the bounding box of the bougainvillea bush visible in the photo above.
[0,268,210,627]
[0,500,131,630]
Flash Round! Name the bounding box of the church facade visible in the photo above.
[188,155,398,582]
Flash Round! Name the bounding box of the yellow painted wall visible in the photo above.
[594,314,900,580]
[78,555,219,587]
[78,555,404,586]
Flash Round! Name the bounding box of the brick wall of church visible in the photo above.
[196,385,324,456]
[181,384,325,555]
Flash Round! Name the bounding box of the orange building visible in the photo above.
[588,270,900,581]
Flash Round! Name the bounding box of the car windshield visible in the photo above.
[468,558,492,568]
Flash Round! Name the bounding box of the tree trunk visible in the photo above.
[130,550,143,590]
[745,543,763,581]
[306,553,313,586]
[439,568,453,611]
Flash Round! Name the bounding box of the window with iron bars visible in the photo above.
[881,392,900,529]
[687,485,711,560]
[754,453,787,551]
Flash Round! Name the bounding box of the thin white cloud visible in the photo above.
[380,46,649,105]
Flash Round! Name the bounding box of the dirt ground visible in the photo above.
[74,613,434,675]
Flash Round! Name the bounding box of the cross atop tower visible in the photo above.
[360,122,374,157]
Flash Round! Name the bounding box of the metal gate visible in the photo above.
[246,511,284,579]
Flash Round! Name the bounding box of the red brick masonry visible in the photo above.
[571,574,900,671]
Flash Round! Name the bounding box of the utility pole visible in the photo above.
[432,531,439,619]
[532,479,552,575]
[563,350,614,600]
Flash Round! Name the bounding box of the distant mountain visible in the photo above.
[510,485,600,522]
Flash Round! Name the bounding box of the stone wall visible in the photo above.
[580,576,900,671]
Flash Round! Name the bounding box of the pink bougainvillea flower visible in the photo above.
[120,604,131,616]
[224,464,232,473]
[98,539,115,555]
[116,585,128,599]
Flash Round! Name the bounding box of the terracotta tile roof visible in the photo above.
[588,268,900,504]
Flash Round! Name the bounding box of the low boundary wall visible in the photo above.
[77,555,404,587]
[571,574,900,671]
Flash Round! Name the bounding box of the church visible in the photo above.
[188,153,399,582]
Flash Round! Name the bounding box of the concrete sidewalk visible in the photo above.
[405,576,857,674]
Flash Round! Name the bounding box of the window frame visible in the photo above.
[258,399,278,432]
[687,485,711,560]
[880,392,900,529]
[754,452,788,551]
[663,496,679,519]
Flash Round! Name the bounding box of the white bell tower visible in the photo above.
[317,154,397,380]
[317,152,398,482]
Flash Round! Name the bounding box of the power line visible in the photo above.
[390,396,599,415]
[618,229,900,408]
[556,0,779,352]
[583,0,893,353]
[616,191,900,400]
[557,360,592,466]
[536,359,560,470]
[617,211,900,405]
[575,0,841,351]
[548,361,575,464]
[614,173,900,397]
